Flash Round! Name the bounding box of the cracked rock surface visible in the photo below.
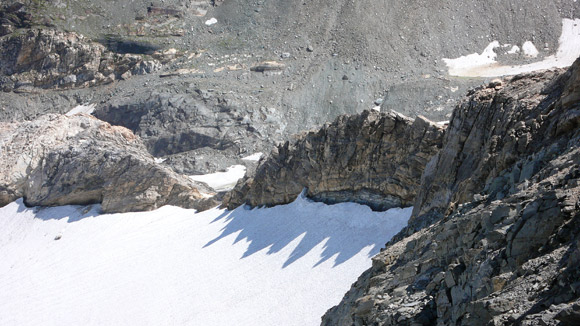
[321,61,580,326]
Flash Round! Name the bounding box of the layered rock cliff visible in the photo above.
[0,114,214,213]
[223,110,444,211]
[320,62,580,325]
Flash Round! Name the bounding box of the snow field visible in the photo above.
[444,19,580,77]
[0,194,411,326]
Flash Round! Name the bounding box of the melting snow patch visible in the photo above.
[443,41,499,75]
[443,18,580,77]
[0,196,412,326]
[189,165,246,192]
[205,17,217,26]
[242,152,263,161]
[154,157,166,164]
[66,103,95,116]
[522,41,539,57]
[507,45,520,54]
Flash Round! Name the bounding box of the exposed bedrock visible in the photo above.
[321,60,580,326]
[92,89,285,174]
[0,28,161,92]
[223,110,445,210]
[0,114,214,213]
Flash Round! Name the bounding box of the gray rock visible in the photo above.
[321,60,580,326]
[0,114,213,213]
[0,28,161,91]
[223,110,444,210]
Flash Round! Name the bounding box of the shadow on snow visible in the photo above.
[204,193,411,269]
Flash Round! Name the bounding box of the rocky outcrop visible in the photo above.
[411,69,572,230]
[321,62,580,325]
[0,114,214,213]
[0,2,32,37]
[0,28,161,92]
[92,89,285,174]
[223,110,444,210]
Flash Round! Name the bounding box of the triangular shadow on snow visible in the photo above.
[204,193,411,269]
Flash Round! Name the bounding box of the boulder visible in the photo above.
[0,114,213,213]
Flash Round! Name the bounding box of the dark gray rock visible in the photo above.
[321,60,580,326]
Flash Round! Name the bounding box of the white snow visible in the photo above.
[154,157,166,164]
[0,195,412,326]
[242,152,263,161]
[522,41,539,57]
[507,45,520,54]
[189,165,246,192]
[443,18,580,77]
[65,103,95,116]
[205,17,217,26]
[443,41,500,75]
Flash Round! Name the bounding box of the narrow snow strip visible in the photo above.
[444,18,580,77]
[65,103,96,116]
[189,165,246,192]
[242,152,263,161]
[0,196,412,326]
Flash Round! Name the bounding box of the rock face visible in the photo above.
[321,62,580,325]
[93,89,286,174]
[0,114,213,213]
[223,110,444,210]
[0,28,160,92]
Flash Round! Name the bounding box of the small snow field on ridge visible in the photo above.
[0,194,411,326]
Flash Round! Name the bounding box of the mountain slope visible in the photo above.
[321,61,580,325]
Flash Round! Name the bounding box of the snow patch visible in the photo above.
[189,165,246,191]
[242,152,263,161]
[443,41,500,75]
[443,18,580,77]
[507,45,520,54]
[205,17,217,26]
[522,41,539,57]
[154,157,166,164]
[66,103,95,116]
[0,196,412,326]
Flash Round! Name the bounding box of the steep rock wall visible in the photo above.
[223,110,444,210]
[321,61,580,325]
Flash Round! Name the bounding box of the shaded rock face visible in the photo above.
[93,89,285,174]
[223,110,444,210]
[0,28,160,92]
[0,114,213,213]
[411,68,569,230]
[321,62,580,325]
[0,2,32,37]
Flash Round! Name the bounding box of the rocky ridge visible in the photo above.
[320,61,580,325]
[0,114,214,213]
[223,109,444,210]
